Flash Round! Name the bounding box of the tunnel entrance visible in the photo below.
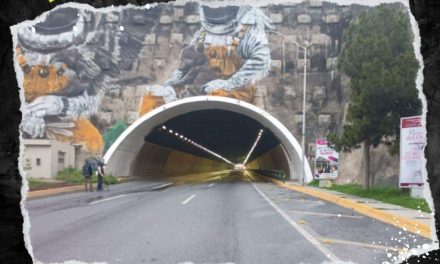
[135,109,290,179]
[104,96,313,183]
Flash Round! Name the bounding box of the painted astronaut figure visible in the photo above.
[17,9,122,154]
[138,5,272,115]
[16,8,103,153]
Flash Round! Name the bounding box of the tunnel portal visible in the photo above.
[104,96,313,182]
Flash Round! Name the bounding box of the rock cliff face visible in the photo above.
[96,1,405,186]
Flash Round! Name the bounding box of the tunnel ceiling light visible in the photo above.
[162,125,167,130]
[242,129,264,166]
[161,126,235,166]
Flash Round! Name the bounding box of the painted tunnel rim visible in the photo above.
[103,96,313,182]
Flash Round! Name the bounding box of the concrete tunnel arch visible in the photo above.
[103,96,313,183]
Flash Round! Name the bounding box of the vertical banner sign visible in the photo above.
[314,139,339,179]
[399,116,425,188]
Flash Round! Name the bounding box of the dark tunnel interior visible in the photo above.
[144,109,281,164]
[131,109,291,180]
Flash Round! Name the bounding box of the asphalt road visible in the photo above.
[26,173,430,264]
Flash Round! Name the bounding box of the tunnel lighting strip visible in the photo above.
[160,125,236,166]
[243,129,264,166]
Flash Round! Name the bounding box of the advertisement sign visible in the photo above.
[399,116,425,188]
[314,139,339,179]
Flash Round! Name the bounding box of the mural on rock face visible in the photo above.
[138,6,273,115]
[14,1,369,160]
[15,4,273,155]
[17,7,153,154]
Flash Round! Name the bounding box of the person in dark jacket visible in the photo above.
[96,159,106,191]
[82,158,94,192]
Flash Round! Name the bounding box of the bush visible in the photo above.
[56,166,119,185]
[28,178,56,189]
[56,167,83,183]
[104,121,128,153]
[307,180,319,187]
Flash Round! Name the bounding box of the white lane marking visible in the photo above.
[315,237,404,252]
[252,183,341,263]
[182,194,196,205]
[208,183,215,187]
[89,195,126,205]
[287,210,364,219]
[152,183,173,190]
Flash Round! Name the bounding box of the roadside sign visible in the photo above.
[399,116,425,188]
[314,139,339,179]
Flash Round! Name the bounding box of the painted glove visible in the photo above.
[21,113,46,138]
[145,84,177,103]
[165,70,183,86]
[202,79,233,94]
[25,95,65,117]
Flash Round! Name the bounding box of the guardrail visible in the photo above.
[248,169,286,182]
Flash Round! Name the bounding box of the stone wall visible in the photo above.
[337,144,400,186]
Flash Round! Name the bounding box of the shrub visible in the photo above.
[56,166,119,185]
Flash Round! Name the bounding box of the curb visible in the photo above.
[27,177,130,199]
[27,185,84,199]
[150,183,173,191]
[264,177,432,240]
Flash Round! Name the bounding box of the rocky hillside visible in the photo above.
[95,1,406,186]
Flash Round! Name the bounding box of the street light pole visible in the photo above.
[268,30,308,185]
[301,46,307,186]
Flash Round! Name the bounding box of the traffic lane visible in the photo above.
[25,180,170,216]
[29,182,207,263]
[30,181,331,264]
[166,181,330,264]
[255,182,431,264]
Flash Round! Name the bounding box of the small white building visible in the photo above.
[23,139,78,179]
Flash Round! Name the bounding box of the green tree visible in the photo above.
[103,120,128,154]
[329,5,421,189]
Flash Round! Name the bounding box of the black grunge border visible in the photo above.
[0,1,438,263]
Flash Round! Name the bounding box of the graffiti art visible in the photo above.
[16,4,276,155]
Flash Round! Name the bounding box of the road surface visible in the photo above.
[26,172,429,264]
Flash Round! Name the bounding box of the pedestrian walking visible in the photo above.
[82,158,94,192]
[96,159,106,191]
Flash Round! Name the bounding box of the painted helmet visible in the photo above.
[17,7,89,53]
[199,5,251,34]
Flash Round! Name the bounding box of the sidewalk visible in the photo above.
[26,178,173,200]
[266,178,433,240]
[27,177,134,199]
[27,184,85,199]
[307,185,433,227]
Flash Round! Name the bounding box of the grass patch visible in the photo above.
[308,180,319,187]
[308,181,431,213]
[56,167,119,185]
[28,178,58,189]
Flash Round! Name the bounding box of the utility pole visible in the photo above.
[301,45,307,186]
